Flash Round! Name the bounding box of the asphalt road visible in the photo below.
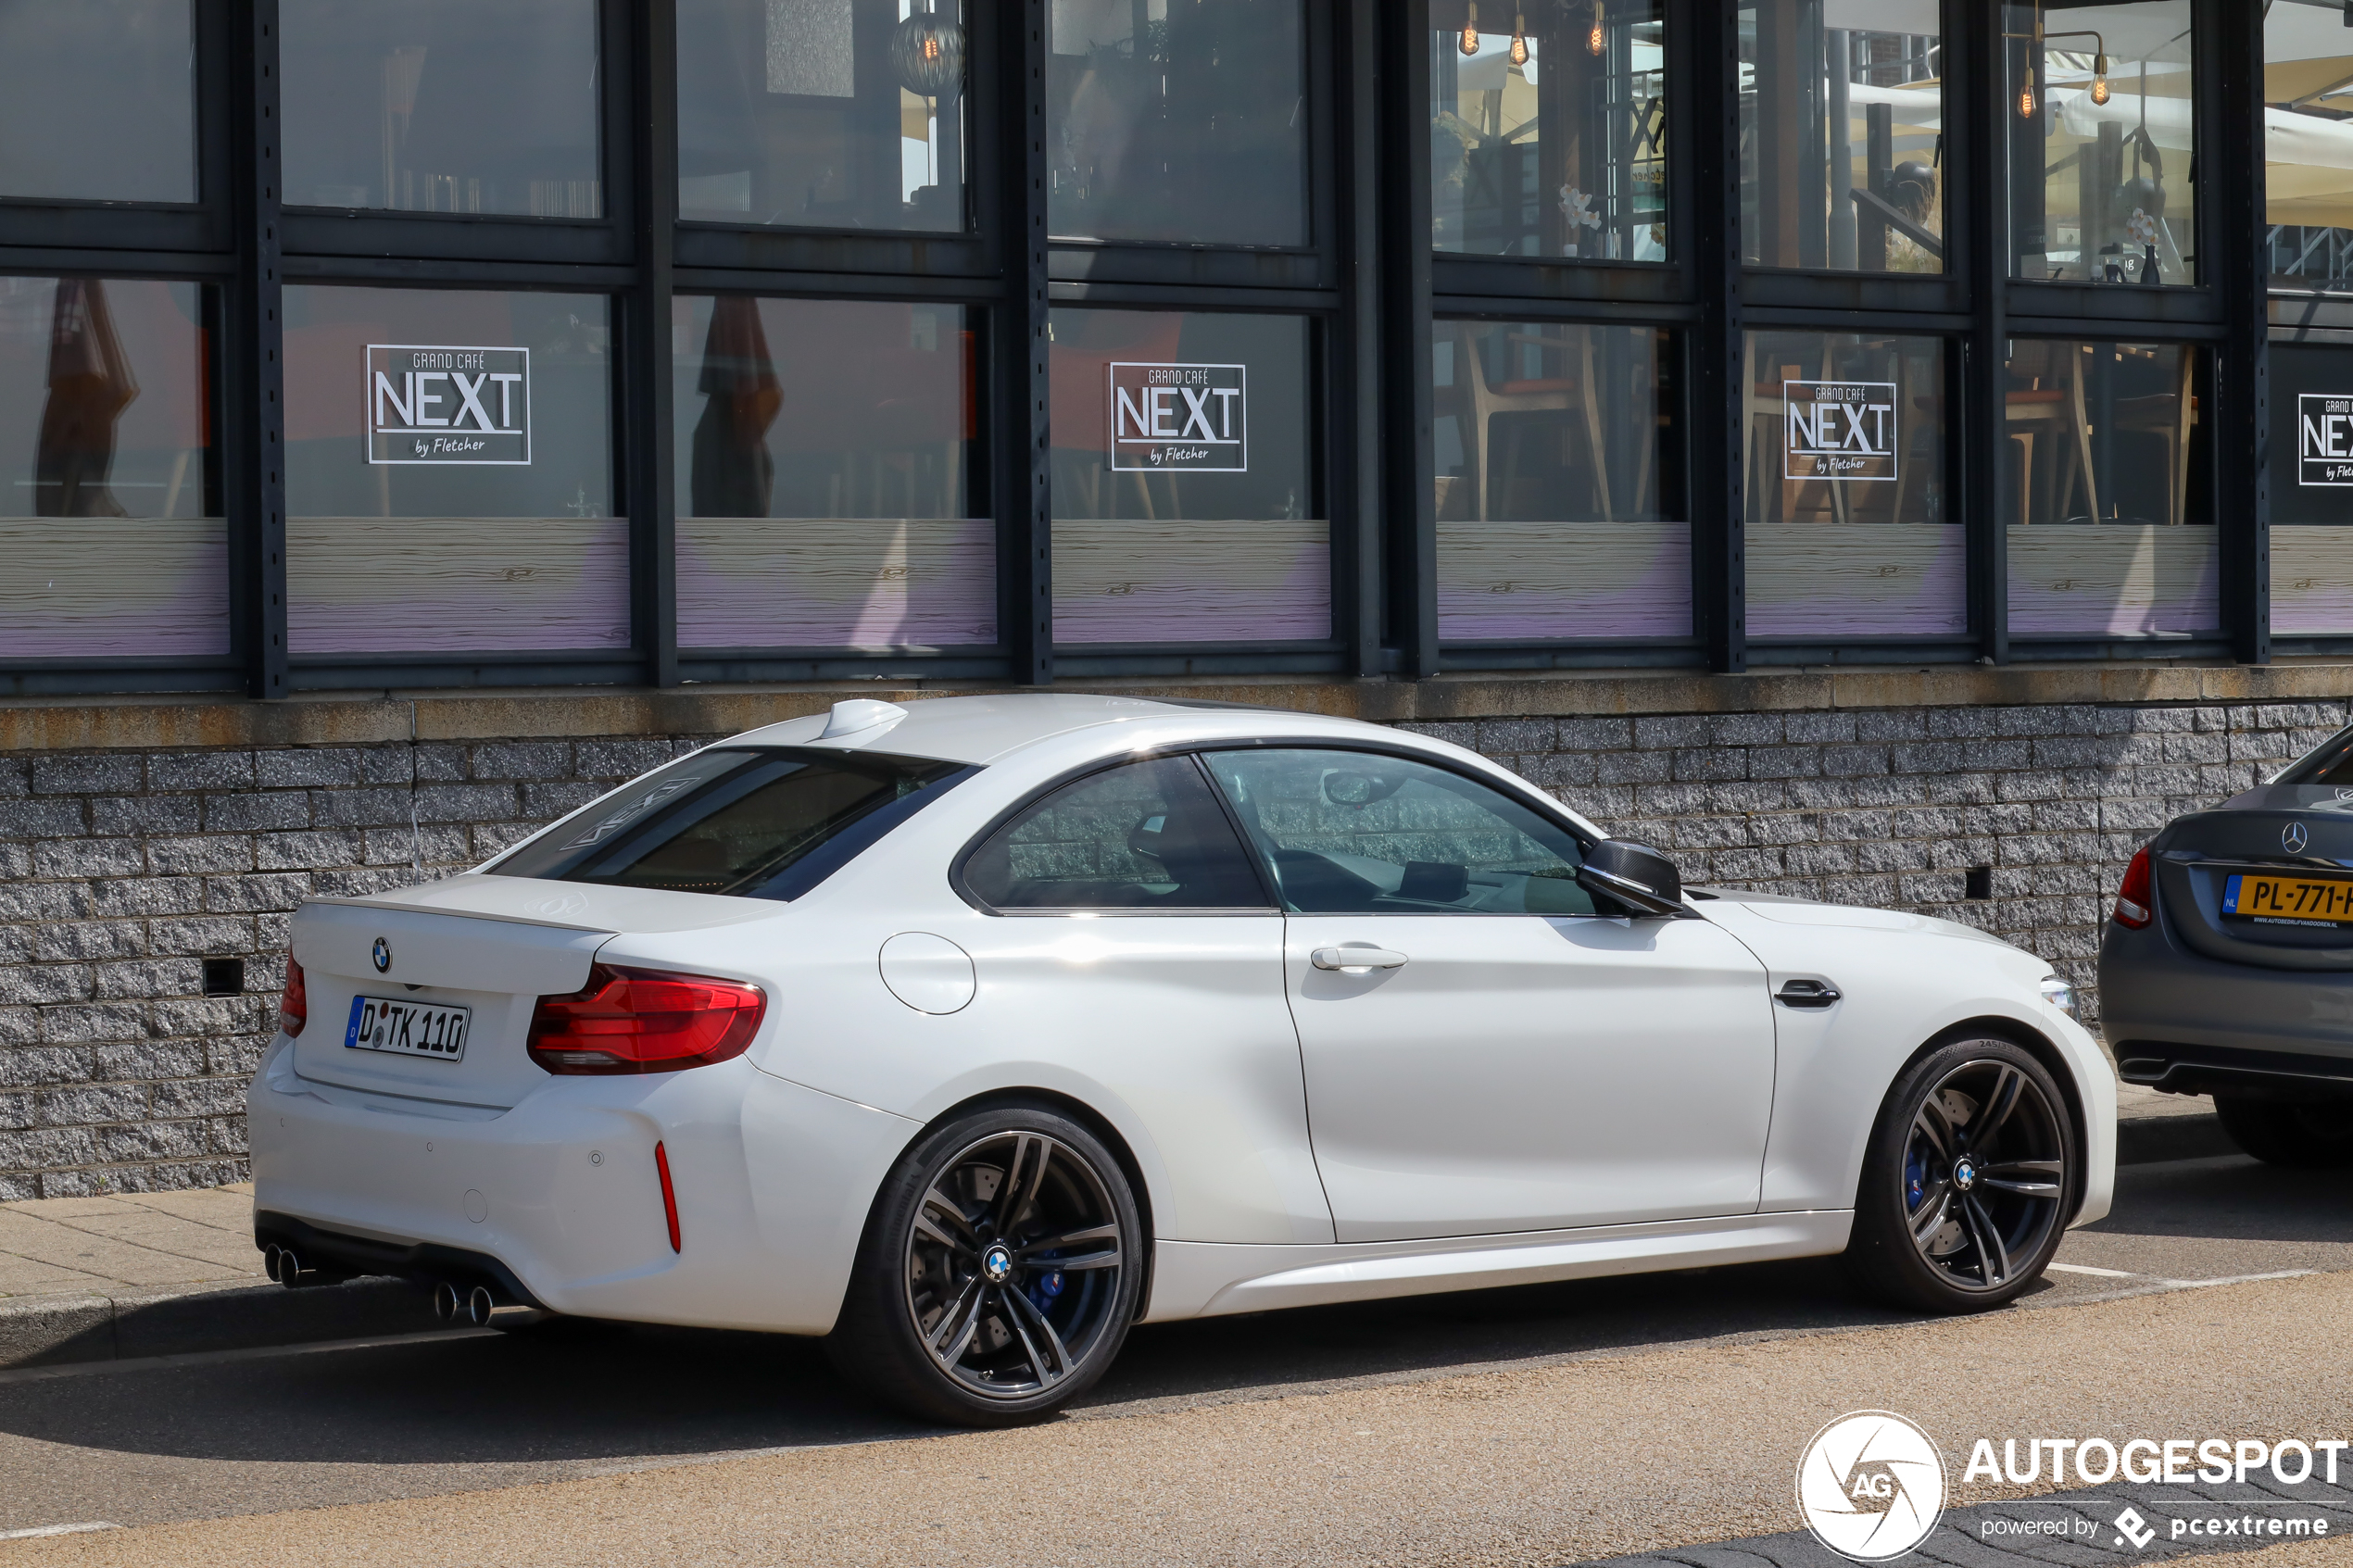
[5,1145,2352,1566]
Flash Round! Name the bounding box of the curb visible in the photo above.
[0,1276,428,1372]
[2116,1111,2233,1166]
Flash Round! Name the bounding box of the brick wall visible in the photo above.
[1,695,2345,1198]
[0,735,719,1200]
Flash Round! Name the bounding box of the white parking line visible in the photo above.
[0,1523,120,1540]
[2047,1262,2138,1278]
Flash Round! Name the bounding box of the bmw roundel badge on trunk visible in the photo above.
[371,937,392,973]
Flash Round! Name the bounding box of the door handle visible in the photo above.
[1775,978,1842,1009]
[1312,946,1411,973]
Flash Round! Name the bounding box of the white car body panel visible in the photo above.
[246,694,2119,1336]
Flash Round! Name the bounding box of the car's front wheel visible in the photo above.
[826,1104,1142,1426]
[2215,1096,2353,1167]
[1846,1037,2077,1312]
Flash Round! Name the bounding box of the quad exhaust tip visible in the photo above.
[429,1277,547,1330]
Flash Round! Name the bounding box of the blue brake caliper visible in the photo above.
[1026,1268,1066,1313]
[1905,1143,1927,1214]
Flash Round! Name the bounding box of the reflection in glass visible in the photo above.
[1049,308,1320,642]
[282,1,603,217]
[1743,331,1957,638]
[0,279,220,656]
[1046,0,1307,245]
[2006,1,2196,284]
[1428,1,1667,260]
[2271,345,2353,633]
[676,0,967,231]
[0,1,195,203]
[1433,321,1686,641]
[2263,6,2353,289]
[671,295,987,649]
[283,286,620,654]
[2004,340,2213,636]
[1740,1,1944,273]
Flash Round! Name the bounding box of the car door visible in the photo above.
[951,752,1334,1246]
[1198,746,1777,1244]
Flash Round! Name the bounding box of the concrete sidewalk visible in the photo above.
[0,1185,266,1304]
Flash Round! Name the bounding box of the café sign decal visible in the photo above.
[1108,361,1246,472]
[2300,394,2353,486]
[1783,379,1898,483]
[367,344,531,465]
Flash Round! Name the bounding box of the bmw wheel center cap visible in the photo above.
[982,1243,1013,1283]
[371,937,392,973]
[1951,1157,1977,1192]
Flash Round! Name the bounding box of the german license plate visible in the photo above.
[2222,873,2353,924]
[344,995,471,1061]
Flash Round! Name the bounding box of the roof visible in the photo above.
[722,693,1291,765]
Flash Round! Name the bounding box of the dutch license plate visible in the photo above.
[2222,872,2353,925]
[344,995,472,1061]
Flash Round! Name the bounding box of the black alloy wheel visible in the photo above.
[828,1106,1141,1426]
[1847,1038,2076,1311]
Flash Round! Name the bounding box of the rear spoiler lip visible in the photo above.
[296,893,620,938]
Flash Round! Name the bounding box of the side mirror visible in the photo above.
[1576,839,1685,917]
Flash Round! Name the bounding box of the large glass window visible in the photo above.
[676,0,968,231]
[2004,339,2213,637]
[1743,331,1957,638]
[961,755,1268,910]
[1199,747,1598,916]
[1046,0,1307,245]
[282,1,603,218]
[1740,1,1944,274]
[2263,3,2353,290]
[0,1,195,204]
[283,285,620,656]
[0,279,220,658]
[1048,308,1319,644]
[1428,1,1667,260]
[671,295,986,650]
[2006,1,2196,285]
[2267,344,2353,635]
[1433,321,1686,641]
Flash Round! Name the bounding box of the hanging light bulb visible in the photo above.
[2019,79,2036,119]
[2091,52,2110,105]
[1588,0,1605,56]
[1460,0,1480,57]
[1509,10,1529,66]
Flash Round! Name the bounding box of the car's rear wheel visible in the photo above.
[826,1105,1141,1427]
[1846,1038,2076,1312]
[2214,1096,2353,1167]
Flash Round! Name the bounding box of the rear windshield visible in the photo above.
[490,747,974,899]
[2274,727,2353,787]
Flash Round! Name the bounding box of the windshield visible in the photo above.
[2273,727,2353,788]
[490,747,975,899]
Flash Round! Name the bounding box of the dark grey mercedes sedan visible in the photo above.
[2100,723,2353,1167]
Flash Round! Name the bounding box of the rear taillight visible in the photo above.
[527,965,766,1075]
[280,950,308,1036]
[2113,847,2153,929]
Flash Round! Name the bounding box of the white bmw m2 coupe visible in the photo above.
[250,694,2113,1424]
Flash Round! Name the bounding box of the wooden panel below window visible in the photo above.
[0,518,228,658]
[1438,520,1692,642]
[1052,519,1330,644]
[2008,526,2220,638]
[1749,523,1968,639]
[2273,529,2353,635]
[676,516,996,650]
[288,517,632,655]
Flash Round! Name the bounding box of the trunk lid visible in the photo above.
[2156,787,2353,972]
[286,873,774,1107]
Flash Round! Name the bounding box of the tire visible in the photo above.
[1845,1037,2078,1313]
[2215,1096,2353,1168]
[825,1104,1143,1427]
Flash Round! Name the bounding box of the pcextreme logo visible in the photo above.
[1795,1411,1948,1562]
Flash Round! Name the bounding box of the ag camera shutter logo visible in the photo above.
[1795,1411,1947,1562]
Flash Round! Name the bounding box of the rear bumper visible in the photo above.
[245,1037,919,1334]
[2098,916,2353,1099]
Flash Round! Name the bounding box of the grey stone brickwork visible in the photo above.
[0,696,2345,1197]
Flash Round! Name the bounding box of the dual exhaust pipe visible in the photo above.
[262,1243,336,1289]
[430,1277,546,1330]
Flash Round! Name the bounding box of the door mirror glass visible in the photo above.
[1576,839,1684,916]
[1200,747,1597,916]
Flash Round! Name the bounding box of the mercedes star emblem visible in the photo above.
[2284,822,2310,855]
[371,936,393,973]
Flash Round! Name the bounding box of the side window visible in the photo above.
[962,756,1272,912]
[1199,748,1596,916]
